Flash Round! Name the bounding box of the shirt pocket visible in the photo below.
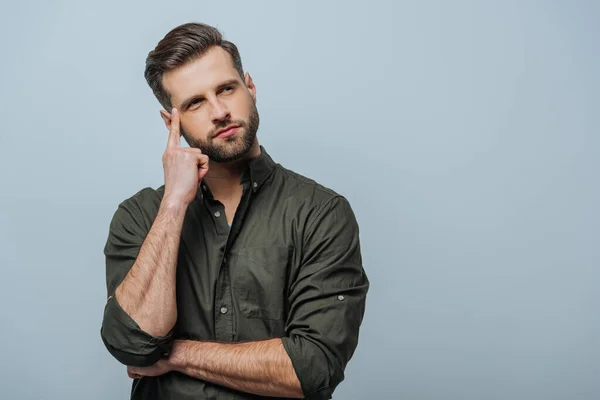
[230,246,293,320]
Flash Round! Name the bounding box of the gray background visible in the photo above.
[1,1,598,399]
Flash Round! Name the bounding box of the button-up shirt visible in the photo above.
[100,146,369,399]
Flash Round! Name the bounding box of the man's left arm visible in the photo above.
[129,195,369,399]
[129,338,302,398]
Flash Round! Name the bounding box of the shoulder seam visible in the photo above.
[116,186,156,220]
[277,165,339,197]
[303,195,346,242]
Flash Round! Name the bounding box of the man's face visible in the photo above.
[161,46,259,162]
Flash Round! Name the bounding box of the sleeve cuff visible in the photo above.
[281,336,335,400]
[100,296,174,367]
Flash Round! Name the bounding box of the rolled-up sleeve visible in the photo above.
[281,196,369,400]
[100,195,174,367]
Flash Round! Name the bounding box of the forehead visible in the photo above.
[162,46,241,106]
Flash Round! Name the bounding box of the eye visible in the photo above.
[189,98,203,108]
[221,86,234,93]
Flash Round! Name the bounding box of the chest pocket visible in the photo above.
[229,246,293,320]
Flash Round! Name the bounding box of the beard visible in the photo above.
[181,100,260,163]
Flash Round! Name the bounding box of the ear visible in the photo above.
[244,72,256,102]
[159,109,172,130]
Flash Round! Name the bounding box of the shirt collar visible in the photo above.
[199,145,276,199]
[242,145,277,192]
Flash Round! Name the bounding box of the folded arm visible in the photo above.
[132,338,303,398]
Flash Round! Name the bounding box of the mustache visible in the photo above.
[210,119,247,136]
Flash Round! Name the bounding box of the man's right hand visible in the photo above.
[161,108,209,206]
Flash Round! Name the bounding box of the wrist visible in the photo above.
[166,340,189,373]
[160,197,189,214]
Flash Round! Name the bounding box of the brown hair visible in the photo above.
[144,22,244,110]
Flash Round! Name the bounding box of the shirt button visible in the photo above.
[253,181,258,188]
[202,185,207,191]
[220,306,228,314]
[337,295,345,301]
[214,211,221,217]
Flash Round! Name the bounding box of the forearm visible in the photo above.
[168,338,303,398]
[115,200,187,336]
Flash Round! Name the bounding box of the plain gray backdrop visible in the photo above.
[1,1,598,399]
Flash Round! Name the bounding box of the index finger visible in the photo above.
[167,108,181,148]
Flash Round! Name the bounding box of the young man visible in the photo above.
[100,22,369,400]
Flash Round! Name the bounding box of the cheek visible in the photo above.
[183,113,212,136]
[231,97,253,119]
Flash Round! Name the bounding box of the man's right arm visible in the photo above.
[115,199,186,336]
[101,107,209,367]
[100,194,187,367]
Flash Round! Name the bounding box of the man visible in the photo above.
[100,22,369,400]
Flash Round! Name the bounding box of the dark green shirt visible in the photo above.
[100,146,369,399]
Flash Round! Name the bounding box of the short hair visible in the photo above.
[144,22,244,110]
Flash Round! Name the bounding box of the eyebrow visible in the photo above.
[179,79,241,110]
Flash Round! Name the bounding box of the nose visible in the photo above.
[210,98,230,123]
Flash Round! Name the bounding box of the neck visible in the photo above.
[203,140,261,199]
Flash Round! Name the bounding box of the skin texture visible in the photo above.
[120,46,303,397]
[127,339,303,398]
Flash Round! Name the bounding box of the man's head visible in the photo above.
[145,22,259,162]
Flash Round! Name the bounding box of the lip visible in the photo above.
[215,125,240,138]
